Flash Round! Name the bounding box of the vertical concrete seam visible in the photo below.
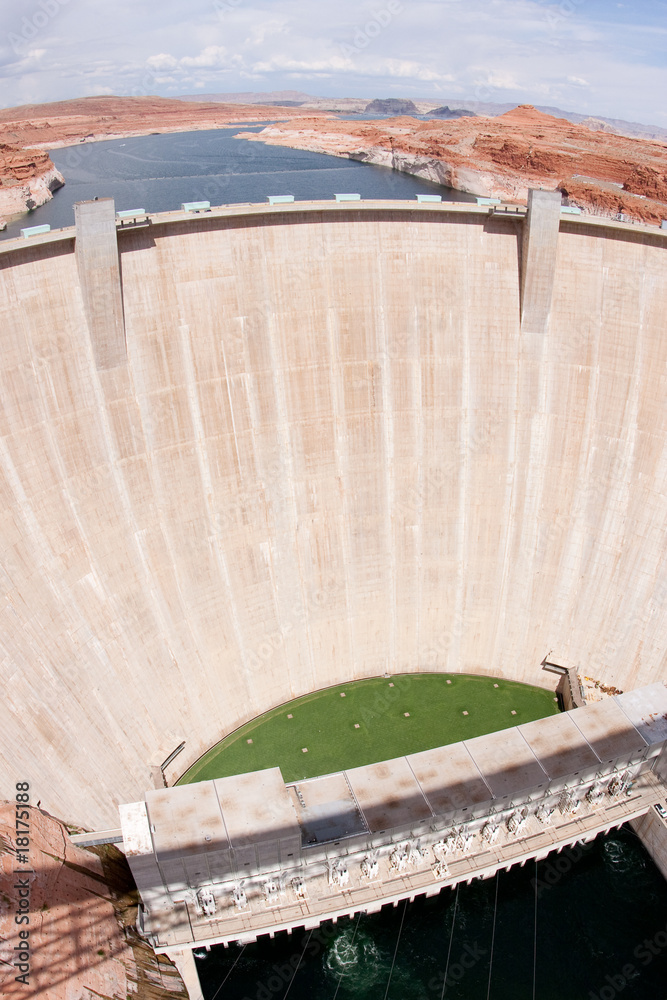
[264,254,315,695]
[451,222,471,671]
[119,239,214,724]
[414,296,424,669]
[178,320,252,714]
[323,222,357,679]
[377,254,397,672]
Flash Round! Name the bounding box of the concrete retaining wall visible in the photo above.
[632,806,667,881]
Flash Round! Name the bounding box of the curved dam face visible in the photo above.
[1,200,666,828]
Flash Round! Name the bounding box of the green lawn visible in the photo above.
[179,673,559,785]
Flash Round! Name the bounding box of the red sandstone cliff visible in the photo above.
[236,104,667,224]
[2,97,666,228]
[0,143,64,222]
[0,803,186,999]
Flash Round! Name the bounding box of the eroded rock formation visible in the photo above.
[0,142,64,222]
[428,105,477,119]
[2,95,666,228]
[0,803,186,999]
[365,98,419,115]
[236,104,667,223]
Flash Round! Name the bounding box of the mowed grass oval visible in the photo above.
[178,673,560,785]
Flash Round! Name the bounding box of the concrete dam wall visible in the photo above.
[1,199,666,829]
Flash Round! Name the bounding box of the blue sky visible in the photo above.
[1,0,666,124]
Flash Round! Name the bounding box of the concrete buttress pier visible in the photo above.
[520,188,562,334]
[74,197,127,369]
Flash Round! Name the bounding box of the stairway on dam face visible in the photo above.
[0,197,666,832]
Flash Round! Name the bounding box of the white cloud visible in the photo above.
[482,73,522,90]
[181,45,228,68]
[251,54,351,74]
[247,19,289,46]
[0,0,665,126]
[146,53,179,71]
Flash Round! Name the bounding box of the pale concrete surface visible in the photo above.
[408,742,492,814]
[569,698,647,762]
[632,802,667,882]
[1,199,666,828]
[119,801,154,855]
[464,728,546,798]
[151,773,664,952]
[74,198,126,369]
[287,773,365,844]
[169,950,204,1000]
[146,783,229,856]
[520,188,562,334]
[213,770,300,847]
[518,712,601,778]
[345,757,432,833]
[615,683,667,745]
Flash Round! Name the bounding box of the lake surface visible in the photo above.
[196,827,667,1000]
[1,124,473,240]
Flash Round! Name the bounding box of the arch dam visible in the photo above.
[1,192,666,840]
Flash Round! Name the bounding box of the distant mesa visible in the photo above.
[365,98,420,116]
[428,105,477,119]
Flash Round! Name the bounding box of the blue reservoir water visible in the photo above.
[1,124,473,240]
[196,827,667,1000]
